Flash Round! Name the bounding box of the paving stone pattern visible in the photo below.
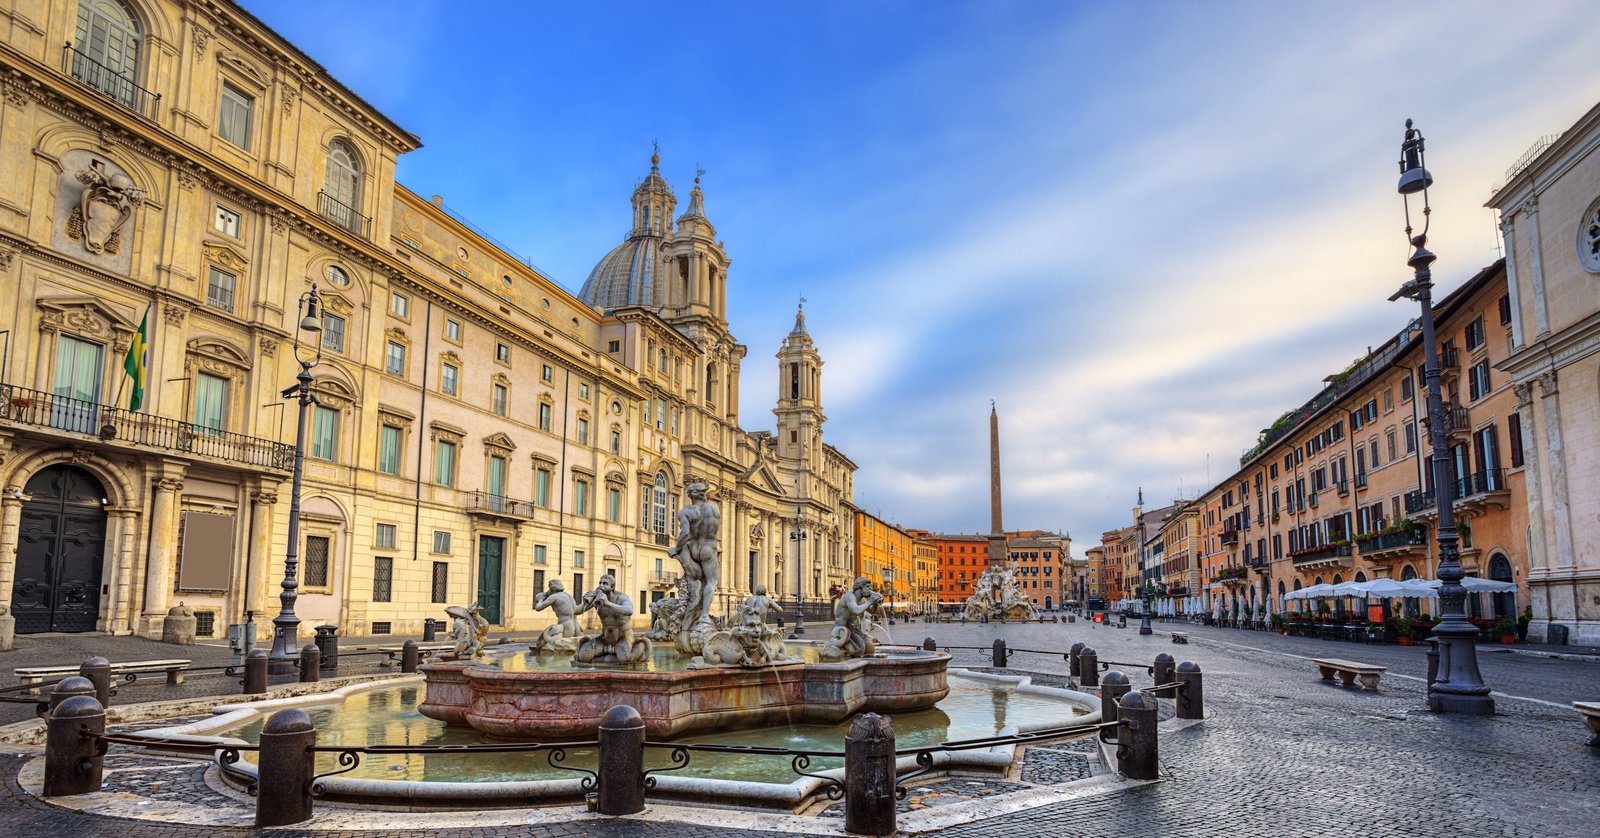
[3,620,1597,836]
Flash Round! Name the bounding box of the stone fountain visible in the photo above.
[962,563,1036,622]
[420,482,949,739]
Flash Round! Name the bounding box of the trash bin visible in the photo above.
[314,624,339,670]
[1548,623,1568,646]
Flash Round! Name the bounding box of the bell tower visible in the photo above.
[774,300,824,466]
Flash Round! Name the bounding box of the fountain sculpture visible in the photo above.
[530,580,580,653]
[445,602,488,659]
[419,481,950,738]
[962,563,1036,622]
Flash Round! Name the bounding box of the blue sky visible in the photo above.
[250,1,1600,555]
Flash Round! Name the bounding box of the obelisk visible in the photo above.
[987,402,1008,568]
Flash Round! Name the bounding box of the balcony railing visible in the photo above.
[1462,468,1506,497]
[1290,543,1352,566]
[652,571,679,586]
[319,191,371,238]
[1,383,291,470]
[1215,566,1248,582]
[1354,473,1368,489]
[466,491,535,520]
[1357,527,1427,554]
[1405,488,1435,515]
[1219,528,1239,545]
[1439,347,1459,369]
[64,43,161,119]
[1309,492,1319,509]
[1334,479,1349,495]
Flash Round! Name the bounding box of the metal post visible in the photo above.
[48,676,96,713]
[43,694,104,796]
[1175,661,1204,720]
[401,639,420,673]
[1100,671,1131,740]
[1392,121,1492,715]
[299,644,320,683]
[422,617,437,643]
[992,638,1007,668]
[316,624,339,670]
[268,360,315,676]
[1116,690,1159,781]
[596,704,646,816]
[921,637,936,652]
[1079,647,1099,688]
[1425,638,1439,691]
[79,656,111,707]
[844,712,896,836]
[256,708,315,827]
[243,649,268,695]
[1152,653,1175,697]
[1068,642,1085,680]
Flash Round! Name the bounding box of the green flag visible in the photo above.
[123,309,149,411]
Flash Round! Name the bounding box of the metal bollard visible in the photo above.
[1100,671,1131,741]
[1068,642,1085,679]
[315,624,339,670]
[596,704,646,815]
[49,676,97,713]
[844,712,897,837]
[992,638,1008,668]
[1175,661,1204,720]
[243,649,268,695]
[922,637,937,652]
[79,656,112,707]
[422,617,437,643]
[299,644,321,683]
[1116,689,1159,781]
[1153,652,1176,697]
[256,708,316,827]
[1424,638,1439,691]
[43,694,104,796]
[1079,647,1099,688]
[401,639,420,673]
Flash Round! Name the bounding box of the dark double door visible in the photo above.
[13,465,106,633]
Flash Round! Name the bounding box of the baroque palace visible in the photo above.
[0,0,857,642]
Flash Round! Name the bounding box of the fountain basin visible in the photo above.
[420,650,952,739]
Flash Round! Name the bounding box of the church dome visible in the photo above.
[578,151,676,312]
[579,236,668,311]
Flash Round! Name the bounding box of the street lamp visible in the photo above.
[268,283,324,675]
[1137,489,1152,635]
[1391,120,1493,714]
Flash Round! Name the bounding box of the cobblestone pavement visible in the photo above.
[2,620,1597,836]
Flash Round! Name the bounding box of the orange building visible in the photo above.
[925,533,989,606]
[1007,532,1069,611]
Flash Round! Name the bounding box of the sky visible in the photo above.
[249,1,1600,557]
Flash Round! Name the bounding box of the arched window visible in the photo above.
[1488,553,1515,618]
[1400,564,1420,617]
[324,140,362,228]
[74,0,142,108]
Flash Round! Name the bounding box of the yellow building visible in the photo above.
[851,507,914,614]
[0,0,857,643]
[912,538,938,617]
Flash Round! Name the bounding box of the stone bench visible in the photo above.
[1575,701,1600,746]
[1312,658,1385,691]
[15,658,190,693]
[1171,632,1189,644]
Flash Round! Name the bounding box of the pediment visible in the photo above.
[186,337,252,370]
[483,432,517,451]
[217,49,269,88]
[38,296,138,339]
[202,241,248,271]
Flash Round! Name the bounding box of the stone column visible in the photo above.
[1519,198,1550,340]
[141,470,186,635]
[0,487,27,610]
[1513,382,1551,638]
[1499,213,1525,349]
[246,486,280,637]
[1536,372,1574,570]
[101,508,138,633]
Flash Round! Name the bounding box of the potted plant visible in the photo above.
[1492,616,1517,644]
[1271,613,1286,634]
[1390,615,1415,645]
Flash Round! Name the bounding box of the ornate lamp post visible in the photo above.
[1392,120,1494,714]
[268,284,324,675]
[1137,490,1152,635]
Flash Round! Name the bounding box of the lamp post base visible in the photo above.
[267,623,300,676]
[1428,689,1496,715]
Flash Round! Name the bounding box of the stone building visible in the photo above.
[0,0,856,642]
[1490,98,1600,644]
[851,508,914,613]
[925,532,987,606]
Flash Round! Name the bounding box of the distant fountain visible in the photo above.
[962,563,1036,622]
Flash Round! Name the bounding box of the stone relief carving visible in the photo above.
[1513,381,1534,408]
[191,24,212,56]
[280,83,298,115]
[0,248,14,271]
[249,490,279,505]
[202,242,248,271]
[164,304,189,326]
[1536,370,1558,397]
[66,162,144,256]
[259,337,278,357]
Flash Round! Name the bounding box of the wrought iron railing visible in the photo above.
[1290,544,1352,566]
[466,491,535,519]
[1462,468,1506,497]
[64,43,160,119]
[1357,527,1426,554]
[318,191,371,238]
[0,384,293,470]
[1405,488,1435,515]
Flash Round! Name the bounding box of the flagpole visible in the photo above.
[117,305,151,411]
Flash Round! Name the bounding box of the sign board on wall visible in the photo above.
[178,511,235,592]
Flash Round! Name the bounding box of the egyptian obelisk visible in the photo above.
[987,402,1008,568]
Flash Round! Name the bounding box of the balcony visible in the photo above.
[64,44,161,119]
[1356,526,1428,562]
[1215,566,1249,587]
[1,384,291,471]
[1220,528,1240,546]
[1456,468,1511,517]
[466,491,536,521]
[651,571,679,588]
[1405,488,1436,517]
[1289,543,1353,571]
[1354,473,1368,490]
[319,191,371,238]
[1308,492,1319,509]
[1334,479,1349,496]
[1246,555,1272,572]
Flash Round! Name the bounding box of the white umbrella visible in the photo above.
[1421,576,1516,593]
[1297,583,1337,600]
[1336,579,1435,599]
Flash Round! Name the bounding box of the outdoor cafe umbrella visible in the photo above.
[1421,576,1516,593]
[1289,583,1337,600]
[1334,579,1436,599]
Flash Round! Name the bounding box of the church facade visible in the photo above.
[0,0,854,643]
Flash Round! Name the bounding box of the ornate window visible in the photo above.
[72,0,142,107]
[1582,196,1600,273]
[325,140,362,220]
